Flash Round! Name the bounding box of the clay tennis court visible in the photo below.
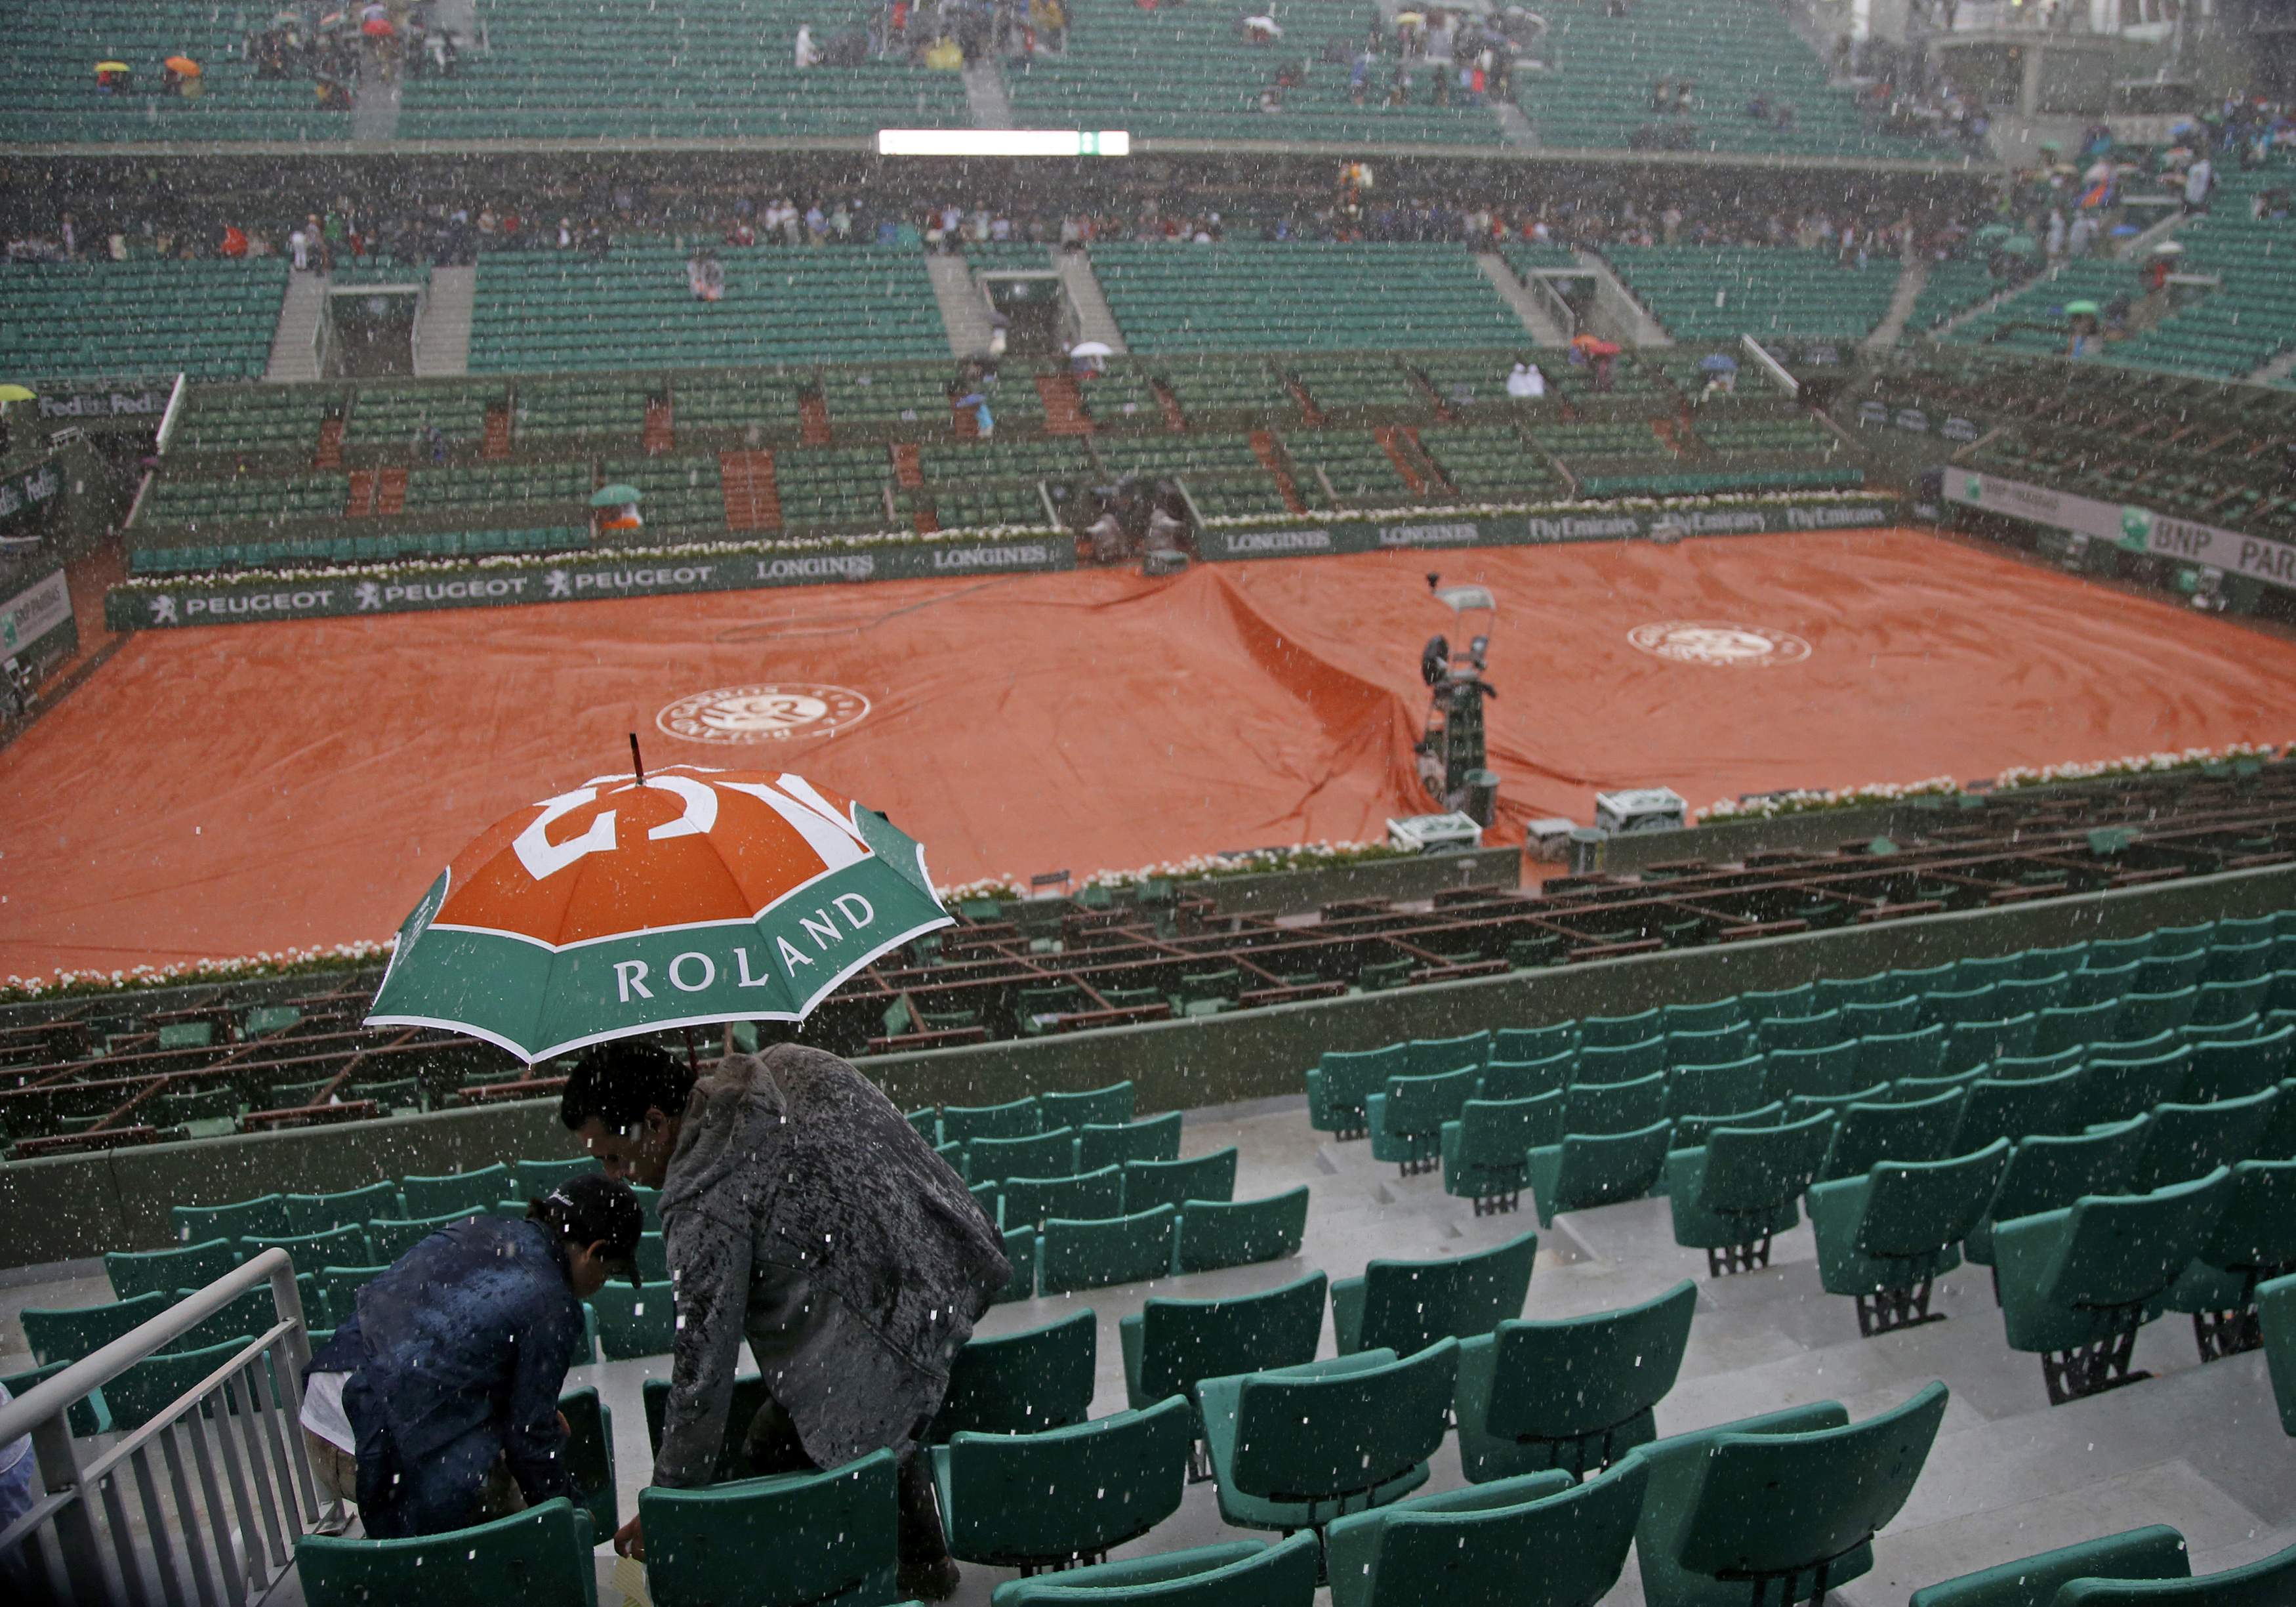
[9,526,2296,977]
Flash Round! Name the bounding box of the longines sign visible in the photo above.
[1194,497,1900,561]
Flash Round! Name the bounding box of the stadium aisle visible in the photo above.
[7,528,2296,976]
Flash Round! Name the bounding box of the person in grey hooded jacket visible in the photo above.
[560,1037,1008,1600]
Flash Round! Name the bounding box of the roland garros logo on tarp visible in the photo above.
[1628,621,1813,666]
[657,683,871,745]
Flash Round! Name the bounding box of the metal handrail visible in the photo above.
[0,1249,318,1605]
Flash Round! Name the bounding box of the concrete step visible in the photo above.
[926,253,996,358]
[1864,257,1931,352]
[264,271,330,383]
[961,60,1013,129]
[1573,248,1672,346]
[413,266,474,377]
[1475,252,1570,345]
[1054,253,1127,353]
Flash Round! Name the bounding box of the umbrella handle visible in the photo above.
[629,732,647,785]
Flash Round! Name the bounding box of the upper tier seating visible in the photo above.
[0,1,346,143]
[1603,246,1900,343]
[468,245,949,372]
[399,0,970,139]
[0,259,288,383]
[1519,0,1957,159]
[1008,0,1506,148]
[1090,243,1528,352]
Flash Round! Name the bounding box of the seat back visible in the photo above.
[1739,984,1816,1022]
[1477,1052,1573,1101]
[1173,1188,1310,1275]
[22,1293,170,1367]
[2039,1169,2231,1312]
[2195,1159,2296,1273]
[590,1280,677,1360]
[1698,1112,1838,1215]
[1855,1142,2013,1261]
[1406,1030,1490,1079]
[972,1125,1081,1184]
[244,1222,372,1269]
[1040,1205,1179,1294]
[1824,1089,1965,1180]
[1357,1231,1537,1353]
[2116,987,2200,1041]
[298,1497,594,1607]
[1670,1057,1767,1119]
[934,1308,1097,1438]
[1496,1024,1578,1062]
[1817,970,1902,1009]
[361,1213,466,1264]
[1230,1341,1459,1504]
[1040,1081,1137,1129]
[2036,999,2125,1057]
[1678,1381,1948,1584]
[1549,1121,1673,1211]
[1361,1455,1649,1607]
[1841,997,1923,1041]
[945,1398,1193,1565]
[171,1193,288,1247]
[2127,1089,2278,1195]
[1483,1280,1696,1443]
[1664,997,1746,1035]
[1563,1071,1666,1135]
[1986,1117,2149,1224]
[1124,1148,1239,1215]
[1956,1068,2080,1150]
[1384,1066,1480,1138]
[399,1163,512,1219]
[1133,1274,1328,1404]
[1458,1095,1564,1167]
[1577,1037,1666,1085]
[941,1096,1044,1146]
[1666,1024,1758,1068]
[1858,1024,1948,1084]
[555,1384,617,1541]
[1906,1524,2190,1607]
[284,1182,403,1238]
[2080,1047,2196,1123]
[645,1453,896,1606]
[642,1376,779,1482]
[1078,1112,1185,1171]
[513,1158,598,1198]
[1002,1166,1123,1230]
[1765,1041,1868,1103]
[1759,1011,1846,1053]
[1580,1009,1662,1049]
[2052,1538,2296,1604]
[1317,1045,1408,1115]
[994,1532,1322,1606]
[2184,1026,2295,1104]
[1946,1013,2039,1074]
[1921,986,1998,1030]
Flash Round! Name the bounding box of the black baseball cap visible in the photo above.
[545,1173,647,1285]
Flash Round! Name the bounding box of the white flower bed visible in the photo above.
[1197,490,1900,530]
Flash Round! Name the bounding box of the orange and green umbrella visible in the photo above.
[366,762,951,1062]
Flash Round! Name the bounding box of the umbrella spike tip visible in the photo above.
[629,732,646,785]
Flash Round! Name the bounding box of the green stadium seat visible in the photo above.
[1309,1045,1405,1138]
[400,1164,514,1219]
[554,1385,618,1542]
[2054,1541,2296,1604]
[932,1309,1097,1442]
[1323,1457,1648,1607]
[942,1098,1043,1146]
[103,1337,273,1434]
[2035,1001,2125,1057]
[363,1212,474,1263]
[1818,1089,1967,1182]
[514,1158,600,1197]
[1454,1279,1696,1481]
[1996,1169,2232,1403]
[22,1293,170,1366]
[2164,1159,2296,1360]
[1001,1167,1123,1229]
[1666,1112,1837,1274]
[1040,1207,1178,1294]
[590,1280,676,1360]
[0,1358,111,1438]
[1908,1524,2191,1606]
[2082,1047,2197,1124]
[1077,1113,1184,1172]
[1576,1037,1667,1085]
[2184,1028,2295,1103]
[1759,1011,1845,1053]
[1331,1231,1536,1356]
[318,1264,390,1328]
[1665,1025,1757,1068]
[1476,1053,1573,1102]
[171,1194,288,1246]
[1526,1121,1673,1227]
[2127,1091,2280,1194]
[1406,1030,1492,1078]
[970,1127,1080,1186]
[995,1226,1040,1304]
[1441,1094,1565,1213]
[284,1182,403,1238]
[1368,1066,1482,1175]
[2264,1271,2296,1434]
[1121,1273,1326,1478]
[935,1396,1192,1572]
[298,1497,596,1607]
[644,1450,895,1605]
[1172,1188,1310,1274]
[1562,1072,1668,1135]
[1039,1082,1137,1129]
[1966,1117,2151,1271]
[989,1534,1320,1606]
[1811,1142,2013,1335]
[1122,1148,1238,1216]
[1198,1341,1459,1545]
[1763,1042,1869,1104]
[1496,1024,1578,1060]
[1954,1068,2081,1150]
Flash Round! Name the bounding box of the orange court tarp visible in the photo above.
[9,527,2296,977]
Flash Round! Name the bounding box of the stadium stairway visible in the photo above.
[962,58,1015,130]
[1476,254,1572,345]
[928,254,998,359]
[1055,253,1128,354]
[1864,259,1931,352]
[1575,249,1673,346]
[266,272,331,384]
[413,268,476,378]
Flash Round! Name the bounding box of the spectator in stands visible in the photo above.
[0,1379,33,1540]
[1506,360,1546,399]
[302,1175,642,1539]
[795,24,824,67]
[2183,152,2215,215]
[562,1040,1007,1604]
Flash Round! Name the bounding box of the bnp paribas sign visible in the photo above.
[1947,470,2296,593]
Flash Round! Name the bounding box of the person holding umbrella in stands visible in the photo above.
[562,1035,1007,1601]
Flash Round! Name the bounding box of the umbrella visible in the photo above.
[362,16,394,35]
[2063,299,2101,316]
[367,763,954,1061]
[1396,9,1426,22]
[94,60,131,73]
[1069,341,1113,358]
[0,385,34,403]
[1243,13,1282,33]
[1572,333,1620,356]
[164,56,201,75]
[2151,240,2185,256]
[1974,223,2013,247]
[1699,354,1738,372]
[592,483,643,507]
[2002,234,2037,257]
